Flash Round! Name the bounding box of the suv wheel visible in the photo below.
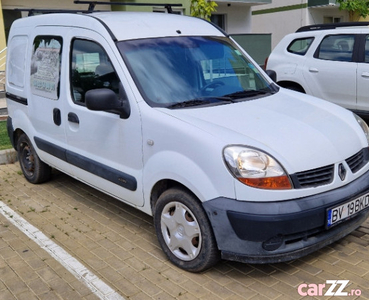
[154,187,220,272]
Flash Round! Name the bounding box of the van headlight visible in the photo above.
[354,114,369,145]
[223,146,292,190]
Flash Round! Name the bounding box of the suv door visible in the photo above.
[65,28,144,206]
[303,34,357,110]
[356,35,369,112]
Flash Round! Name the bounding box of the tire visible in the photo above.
[154,187,220,272]
[17,134,51,184]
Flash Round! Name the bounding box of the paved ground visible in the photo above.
[0,162,369,299]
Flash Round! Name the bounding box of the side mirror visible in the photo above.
[265,70,277,82]
[85,84,130,119]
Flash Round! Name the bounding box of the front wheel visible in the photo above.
[154,187,220,272]
[17,134,51,184]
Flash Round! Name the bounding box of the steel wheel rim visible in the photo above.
[20,143,35,177]
[160,201,202,261]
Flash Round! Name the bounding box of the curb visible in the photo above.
[0,149,17,165]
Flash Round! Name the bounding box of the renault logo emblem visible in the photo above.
[338,163,346,181]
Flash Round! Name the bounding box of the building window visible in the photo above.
[324,16,342,23]
[211,14,226,31]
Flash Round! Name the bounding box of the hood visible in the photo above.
[158,90,366,174]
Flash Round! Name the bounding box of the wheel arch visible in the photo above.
[13,128,26,150]
[150,179,199,214]
[277,81,306,93]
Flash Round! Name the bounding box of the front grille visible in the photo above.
[291,165,334,189]
[290,148,369,189]
[346,148,369,173]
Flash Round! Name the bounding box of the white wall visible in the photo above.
[252,8,309,49]
[216,3,252,34]
[307,7,348,24]
[252,4,349,50]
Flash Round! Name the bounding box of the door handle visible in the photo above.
[361,72,369,78]
[53,108,61,126]
[309,67,319,73]
[68,112,79,124]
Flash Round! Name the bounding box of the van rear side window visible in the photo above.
[7,35,28,89]
[31,36,62,100]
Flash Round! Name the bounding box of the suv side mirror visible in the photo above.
[85,83,130,119]
[265,70,277,82]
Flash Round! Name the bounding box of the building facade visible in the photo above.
[251,0,353,49]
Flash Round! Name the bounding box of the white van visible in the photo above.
[6,8,369,272]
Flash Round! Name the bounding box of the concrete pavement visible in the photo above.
[0,162,369,299]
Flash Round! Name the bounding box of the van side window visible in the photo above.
[31,36,62,100]
[70,39,120,104]
[8,35,28,89]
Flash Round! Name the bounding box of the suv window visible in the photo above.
[287,37,314,55]
[316,34,355,62]
[365,36,369,63]
[70,39,120,104]
[31,35,62,100]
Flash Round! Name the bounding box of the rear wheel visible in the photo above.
[17,134,51,184]
[154,187,220,272]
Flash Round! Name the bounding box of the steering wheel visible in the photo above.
[201,81,225,94]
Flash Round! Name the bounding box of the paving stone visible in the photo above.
[203,280,236,298]
[0,289,16,300]
[223,280,257,299]
[248,281,282,299]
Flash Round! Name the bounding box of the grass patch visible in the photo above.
[0,121,12,150]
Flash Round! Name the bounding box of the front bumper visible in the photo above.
[202,169,369,264]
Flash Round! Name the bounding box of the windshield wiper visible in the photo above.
[166,96,234,109]
[224,89,274,100]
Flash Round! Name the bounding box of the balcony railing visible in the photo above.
[308,0,337,7]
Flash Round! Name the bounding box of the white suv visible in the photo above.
[6,8,369,272]
[266,22,369,115]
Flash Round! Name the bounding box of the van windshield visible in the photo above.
[117,36,277,108]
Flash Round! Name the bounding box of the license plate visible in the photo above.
[327,193,369,228]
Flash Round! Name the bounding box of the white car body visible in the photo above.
[266,23,369,115]
[6,12,369,271]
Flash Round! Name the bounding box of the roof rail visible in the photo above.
[15,8,96,16]
[74,0,182,14]
[296,22,369,33]
[15,1,183,16]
